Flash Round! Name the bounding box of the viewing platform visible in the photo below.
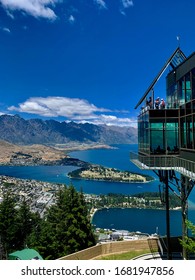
[130,152,195,180]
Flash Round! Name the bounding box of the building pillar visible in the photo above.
[180,175,188,260]
[164,170,172,259]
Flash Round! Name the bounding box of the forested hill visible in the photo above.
[0,114,137,145]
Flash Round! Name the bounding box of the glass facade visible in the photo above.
[167,73,193,108]
[132,50,195,261]
[180,104,195,150]
[172,67,195,151]
[167,83,178,108]
[137,53,195,159]
[138,111,149,154]
[138,110,179,155]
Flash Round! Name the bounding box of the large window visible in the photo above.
[185,73,192,102]
[193,115,195,149]
[178,78,185,105]
[180,117,186,148]
[166,121,179,152]
[186,116,193,148]
[150,120,178,154]
[180,115,194,150]
[167,83,178,108]
[150,122,165,153]
[138,111,149,154]
[192,68,195,100]
[167,72,193,109]
[138,110,179,155]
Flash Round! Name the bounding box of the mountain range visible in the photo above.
[0,114,137,145]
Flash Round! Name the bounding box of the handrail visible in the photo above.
[158,238,164,256]
[147,238,160,260]
[130,152,195,179]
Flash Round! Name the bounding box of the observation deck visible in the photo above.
[130,152,195,180]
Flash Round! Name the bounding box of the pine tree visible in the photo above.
[0,192,41,258]
[0,191,17,257]
[29,185,96,259]
[15,199,39,249]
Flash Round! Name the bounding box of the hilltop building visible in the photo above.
[130,47,195,259]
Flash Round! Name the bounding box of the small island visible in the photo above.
[68,165,154,183]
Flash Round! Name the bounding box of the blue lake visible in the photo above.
[0,144,195,236]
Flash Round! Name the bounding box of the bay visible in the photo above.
[70,144,195,236]
[0,144,195,236]
[92,208,182,236]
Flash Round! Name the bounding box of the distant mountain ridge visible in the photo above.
[0,114,137,145]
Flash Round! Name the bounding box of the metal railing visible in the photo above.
[130,152,176,170]
[130,152,195,179]
[174,157,195,179]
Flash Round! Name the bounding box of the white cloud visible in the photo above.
[121,0,134,9]
[94,0,107,10]
[0,1,134,21]
[8,96,135,127]
[0,0,61,20]
[92,114,137,127]
[68,14,75,24]
[120,0,134,15]
[8,96,110,118]
[1,27,11,33]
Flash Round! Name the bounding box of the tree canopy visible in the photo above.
[180,220,195,257]
[28,185,96,259]
[0,191,38,259]
[0,185,96,260]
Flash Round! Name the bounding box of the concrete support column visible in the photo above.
[181,175,188,260]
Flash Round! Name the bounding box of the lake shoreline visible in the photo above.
[68,175,155,184]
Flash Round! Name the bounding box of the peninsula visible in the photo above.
[0,140,105,167]
[68,165,154,183]
[0,140,154,183]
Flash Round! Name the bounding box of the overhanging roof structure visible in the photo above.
[134,47,186,109]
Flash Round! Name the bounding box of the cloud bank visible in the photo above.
[8,96,136,127]
[8,96,110,118]
[0,0,59,20]
[0,0,134,20]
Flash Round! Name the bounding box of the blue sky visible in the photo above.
[0,0,195,127]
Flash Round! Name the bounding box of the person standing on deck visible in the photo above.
[155,97,160,109]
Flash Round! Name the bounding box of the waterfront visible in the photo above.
[92,207,182,236]
[0,144,195,235]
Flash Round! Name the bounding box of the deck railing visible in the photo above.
[174,157,195,179]
[130,152,176,170]
[130,152,195,179]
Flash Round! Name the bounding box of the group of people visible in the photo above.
[145,96,166,110]
[154,97,165,109]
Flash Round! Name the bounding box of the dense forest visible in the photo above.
[87,192,181,210]
[0,185,96,260]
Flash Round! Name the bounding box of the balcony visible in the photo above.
[130,152,195,180]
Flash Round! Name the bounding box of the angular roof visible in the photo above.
[134,47,186,109]
[8,248,43,260]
